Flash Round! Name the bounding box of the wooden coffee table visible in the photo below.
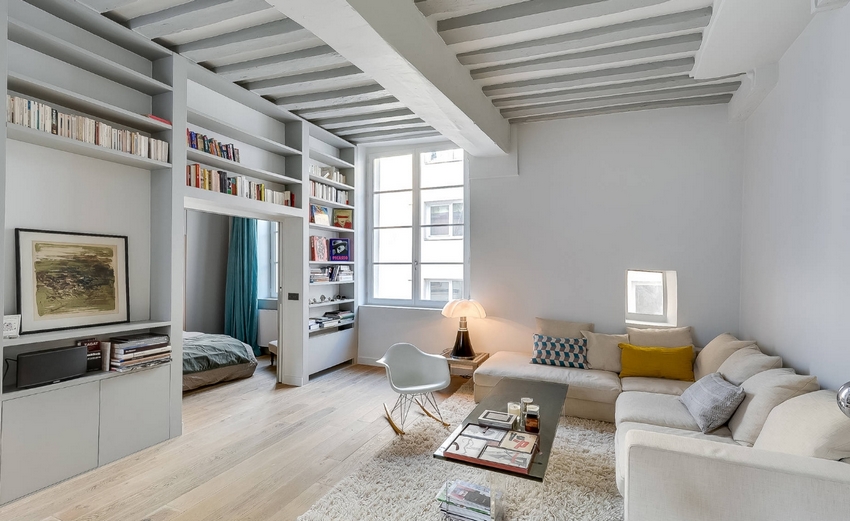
[434,378,568,482]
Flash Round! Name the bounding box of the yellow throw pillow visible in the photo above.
[618,343,695,381]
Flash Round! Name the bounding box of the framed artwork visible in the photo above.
[3,315,21,338]
[16,229,130,334]
[310,204,331,226]
[329,238,350,261]
[332,209,353,229]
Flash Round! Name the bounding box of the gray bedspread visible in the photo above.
[183,333,256,374]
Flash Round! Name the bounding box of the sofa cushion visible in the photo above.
[694,333,757,380]
[621,377,692,396]
[474,351,621,403]
[754,390,850,460]
[618,343,695,381]
[626,326,693,347]
[728,368,820,447]
[582,330,627,373]
[615,392,700,431]
[679,373,746,433]
[615,421,735,494]
[536,318,594,338]
[717,346,782,386]
[530,334,588,368]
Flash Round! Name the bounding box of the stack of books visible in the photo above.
[108,333,171,373]
[309,265,353,283]
[322,310,354,323]
[435,480,492,521]
[308,318,321,332]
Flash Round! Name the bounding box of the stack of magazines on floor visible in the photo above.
[435,480,492,521]
[109,333,171,372]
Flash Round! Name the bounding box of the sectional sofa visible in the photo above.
[472,319,850,521]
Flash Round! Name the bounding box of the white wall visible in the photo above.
[4,141,151,320]
[360,105,745,363]
[738,7,850,390]
[184,210,229,334]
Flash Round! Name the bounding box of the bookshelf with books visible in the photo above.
[0,0,181,503]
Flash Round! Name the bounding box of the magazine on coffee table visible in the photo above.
[442,425,538,474]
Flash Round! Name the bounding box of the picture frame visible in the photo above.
[329,238,351,262]
[3,315,21,339]
[16,229,130,334]
[310,204,331,226]
[332,209,353,229]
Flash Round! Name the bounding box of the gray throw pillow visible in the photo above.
[679,373,745,433]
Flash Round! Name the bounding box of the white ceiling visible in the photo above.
[79,0,822,151]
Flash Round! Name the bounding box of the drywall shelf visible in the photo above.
[188,108,300,156]
[187,148,301,186]
[309,197,353,211]
[309,174,355,192]
[309,149,354,169]
[4,320,172,347]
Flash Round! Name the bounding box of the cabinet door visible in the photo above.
[0,382,100,504]
[99,365,170,465]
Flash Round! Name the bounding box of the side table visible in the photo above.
[441,350,489,378]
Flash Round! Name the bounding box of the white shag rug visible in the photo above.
[298,382,623,521]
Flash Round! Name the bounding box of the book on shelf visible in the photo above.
[329,238,350,261]
[323,310,354,321]
[442,425,537,474]
[435,480,492,521]
[111,357,171,373]
[6,95,169,162]
[309,163,347,185]
[145,114,171,126]
[310,204,331,226]
[111,345,172,361]
[309,264,353,282]
[332,209,353,229]
[110,333,170,351]
[186,129,239,162]
[310,236,329,262]
[309,180,350,205]
[110,351,171,369]
[186,164,294,207]
[76,338,103,372]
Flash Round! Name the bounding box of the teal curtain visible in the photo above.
[225,217,260,355]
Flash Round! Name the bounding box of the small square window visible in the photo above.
[626,270,677,326]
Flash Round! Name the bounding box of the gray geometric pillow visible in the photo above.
[679,373,746,433]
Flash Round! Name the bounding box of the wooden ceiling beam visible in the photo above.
[274,84,390,111]
[334,118,431,136]
[507,94,732,123]
[173,19,319,63]
[215,46,349,82]
[244,66,371,97]
[296,98,405,120]
[126,0,271,39]
[315,108,417,130]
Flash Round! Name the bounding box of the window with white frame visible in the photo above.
[626,269,678,326]
[368,146,467,307]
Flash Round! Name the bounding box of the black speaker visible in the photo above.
[17,345,88,389]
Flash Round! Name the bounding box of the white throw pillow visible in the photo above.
[717,346,782,386]
[581,331,627,373]
[694,333,757,380]
[626,326,693,347]
[754,390,850,460]
[536,318,594,339]
[728,368,819,447]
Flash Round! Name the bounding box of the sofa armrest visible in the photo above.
[624,430,850,521]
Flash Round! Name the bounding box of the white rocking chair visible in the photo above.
[376,343,451,435]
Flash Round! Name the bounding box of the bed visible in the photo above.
[182,331,258,391]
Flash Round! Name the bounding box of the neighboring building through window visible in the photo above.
[368,146,467,307]
[626,269,677,326]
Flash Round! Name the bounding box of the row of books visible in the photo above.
[76,333,171,373]
[309,163,348,185]
[435,480,493,521]
[310,236,351,262]
[187,129,240,162]
[186,164,294,206]
[310,180,350,205]
[6,95,169,162]
[308,311,354,331]
[309,265,353,283]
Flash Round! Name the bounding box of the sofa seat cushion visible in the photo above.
[615,391,699,431]
[621,377,692,396]
[473,351,621,404]
[615,421,735,494]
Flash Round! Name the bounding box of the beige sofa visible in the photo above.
[473,326,850,521]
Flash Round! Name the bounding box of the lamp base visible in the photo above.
[450,329,476,360]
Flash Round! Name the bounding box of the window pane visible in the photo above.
[452,203,464,237]
[421,186,463,224]
[373,228,412,263]
[374,264,412,300]
[374,155,412,192]
[374,191,412,227]
[420,264,464,302]
[627,270,664,315]
[421,229,464,262]
[421,149,463,188]
[429,204,450,226]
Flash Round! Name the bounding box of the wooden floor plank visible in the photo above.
[0,358,461,521]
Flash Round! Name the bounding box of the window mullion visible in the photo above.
[412,151,422,306]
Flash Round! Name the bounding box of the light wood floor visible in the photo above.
[0,358,466,521]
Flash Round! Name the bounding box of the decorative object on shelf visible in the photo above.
[332,209,353,229]
[310,204,331,226]
[3,314,21,339]
[441,299,487,360]
[838,381,850,418]
[329,238,350,262]
[15,229,130,334]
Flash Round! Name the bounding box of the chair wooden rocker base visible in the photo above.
[383,391,450,435]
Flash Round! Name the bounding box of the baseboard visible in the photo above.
[358,356,381,366]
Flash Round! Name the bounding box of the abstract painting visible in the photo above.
[16,229,129,334]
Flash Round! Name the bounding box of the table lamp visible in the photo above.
[838,381,850,418]
[441,299,486,360]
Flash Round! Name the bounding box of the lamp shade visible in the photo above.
[441,299,486,319]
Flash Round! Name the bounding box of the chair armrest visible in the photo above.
[624,430,850,521]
